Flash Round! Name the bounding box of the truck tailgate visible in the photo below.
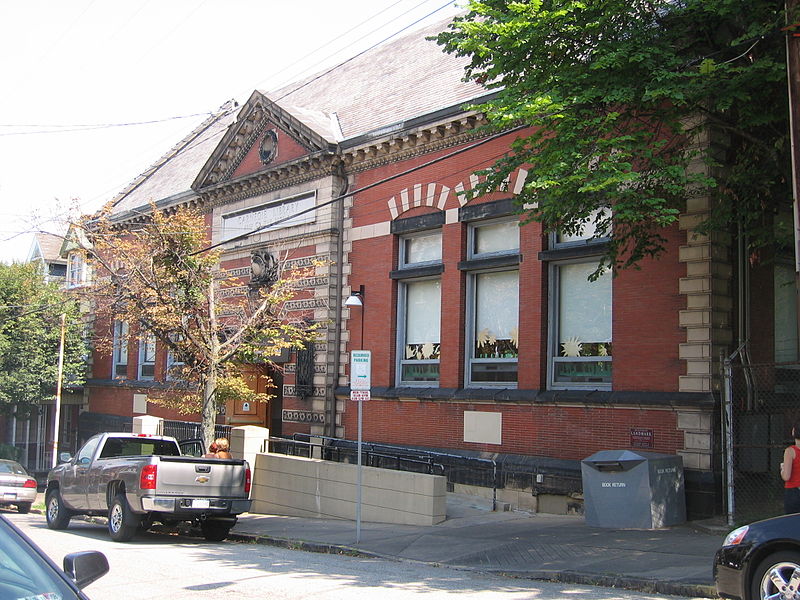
[155,456,247,497]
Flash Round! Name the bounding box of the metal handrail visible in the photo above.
[281,433,507,510]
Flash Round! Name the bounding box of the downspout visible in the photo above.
[329,157,349,437]
[737,220,754,409]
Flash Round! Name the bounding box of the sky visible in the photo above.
[0,0,463,263]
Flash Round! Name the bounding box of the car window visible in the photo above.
[0,462,26,475]
[179,440,204,457]
[76,436,102,464]
[98,438,180,458]
[0,516,79,599]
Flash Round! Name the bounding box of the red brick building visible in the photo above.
[61,16,797,520]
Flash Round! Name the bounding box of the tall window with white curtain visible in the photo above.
[552,261,612,387]
[399,278,441,383]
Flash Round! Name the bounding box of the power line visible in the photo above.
[241,0,409,96]
[0,111,216,137]
[274,0,457,103]
[0,2,463,250]
[247,0,455,99]
[213,145,516,235]
[82,143,514,240]
[194,124,527,255]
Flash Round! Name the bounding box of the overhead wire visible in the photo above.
[209,143,518,237]
[0,112,217,137]
[273,0,458,103]
[193,124,527,254]
[241,0,410,96]
[80,140,517,242]
[1,0,462,248]
[0,1,455,136]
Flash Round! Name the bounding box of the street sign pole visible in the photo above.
[350,350,371,544]
[357,393,362,542]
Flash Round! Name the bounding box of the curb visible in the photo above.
[228,531,718,599]
[488,570,718,599]
[227,531,381,558]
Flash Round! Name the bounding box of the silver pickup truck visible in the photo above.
[45,432,251,542]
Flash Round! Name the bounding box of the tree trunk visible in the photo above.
[202,275,221,450]
[201,370,217,451]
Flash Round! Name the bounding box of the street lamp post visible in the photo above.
[345,286,367,543]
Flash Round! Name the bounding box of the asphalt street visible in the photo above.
[7,510,709,600]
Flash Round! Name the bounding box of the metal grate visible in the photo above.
[295,342,314,399]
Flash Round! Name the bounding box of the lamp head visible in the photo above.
[345,284,364,307]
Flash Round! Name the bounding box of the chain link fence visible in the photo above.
[724,357,800,524]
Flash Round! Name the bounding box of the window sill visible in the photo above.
[538,241,609,262]
[390,264,444,280]
[458,253,521,271]
[335,386,716,408]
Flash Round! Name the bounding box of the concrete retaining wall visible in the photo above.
[251,452,447,525]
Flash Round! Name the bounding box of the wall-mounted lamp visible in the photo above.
[345,285,365,350]
[345,284,364,307]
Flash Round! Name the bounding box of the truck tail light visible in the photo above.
[23,478,37,488]
[244,467,251,494]
[140,464,157,490]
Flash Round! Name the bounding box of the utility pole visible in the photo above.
[786,0,800,366]
[787,0,800,271]
[51,313,66,469]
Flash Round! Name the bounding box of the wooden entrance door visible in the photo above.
[227,365,281,432]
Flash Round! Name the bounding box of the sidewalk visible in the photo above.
[230,494,727,599]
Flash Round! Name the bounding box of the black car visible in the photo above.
[714,513,800,600]
[0,513,109,599]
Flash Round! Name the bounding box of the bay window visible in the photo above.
[67,252,87,288]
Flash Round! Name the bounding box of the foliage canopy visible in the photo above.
[0,262,87,417]
[437,0,791,276]
[77,204,319,446]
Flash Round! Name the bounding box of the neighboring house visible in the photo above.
[73,16,796,520]
[27,232,67,283]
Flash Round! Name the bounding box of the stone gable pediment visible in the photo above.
[193,91,337,190]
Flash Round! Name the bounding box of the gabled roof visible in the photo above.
[27,232,67,264]
[193,91,338,190]
[268,16,484,142]
[108,14,485,216]
[109,101,237,217]
[194,15,485,191]
[58,224,91,257]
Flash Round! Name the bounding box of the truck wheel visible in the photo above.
[108,494,139,542]
[201,520,232,542]
[45,489,71,530]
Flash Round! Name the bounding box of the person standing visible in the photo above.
[781,424,800,514]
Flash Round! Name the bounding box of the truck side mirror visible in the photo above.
[58,452,72,463]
